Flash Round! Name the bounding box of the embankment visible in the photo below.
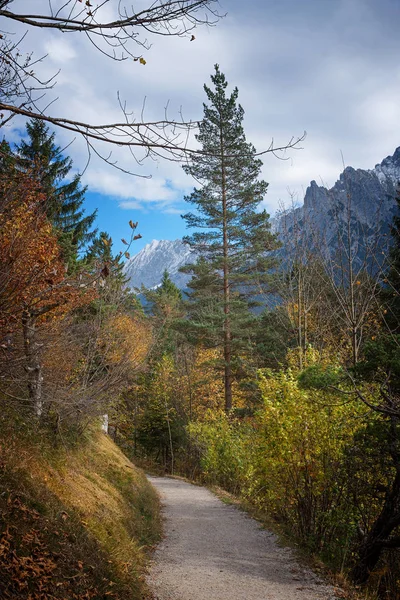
[0,419,161,599]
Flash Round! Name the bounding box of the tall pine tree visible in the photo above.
[16,119,97,268]
[182,65,278,412]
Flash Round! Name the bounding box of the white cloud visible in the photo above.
[161,206,185,215]
[43,37,77,64]
[84,169,179,203]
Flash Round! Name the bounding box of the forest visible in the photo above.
[1,1,400,599]
[1,66,400,598]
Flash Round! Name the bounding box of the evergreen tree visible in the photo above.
[254,307,296,370]
[144,270,182,320]
[182,65,278,411]
[86,231,128,298]
[16,119,97,268]
[0,139,15,173]
[143,270,183,354]
[85,231,113,265]
[179,257,224,348]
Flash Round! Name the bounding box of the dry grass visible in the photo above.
[0,415,161,599]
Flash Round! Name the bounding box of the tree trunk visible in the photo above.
[22,309,44,418]
[297,273,303,370]
[220,126,232,413]
[351,424,400,584]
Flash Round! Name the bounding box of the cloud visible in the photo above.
[4,0,400,220]
[84,169,181,203]
[118,200,144,210]
[160,207,185,215]
[43,37,77,64]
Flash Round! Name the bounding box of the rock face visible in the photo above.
[275,147,400,252]
[123,239,197,290]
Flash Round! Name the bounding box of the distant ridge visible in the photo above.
[275,147,400,243]
[123,239,197,290]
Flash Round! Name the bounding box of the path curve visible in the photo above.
[146,476,338,600]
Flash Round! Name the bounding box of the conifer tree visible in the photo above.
[16,119,97,268]
[144,270,182,320]
[182,65,278,412]
[143,270,183,355]
[86,231,129,297]
[86,231,114,265]
[0,139,15,173]
[179,257,224,348]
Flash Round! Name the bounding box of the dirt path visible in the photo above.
[146,476,339,600]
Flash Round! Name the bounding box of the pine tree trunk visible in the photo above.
[220,121,232,413]
[22,309,43,418]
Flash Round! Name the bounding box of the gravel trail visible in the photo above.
[146,476,338,600]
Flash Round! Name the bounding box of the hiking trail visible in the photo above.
[147,476,339,600]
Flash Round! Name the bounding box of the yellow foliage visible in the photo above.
[100,313,152,370]
[183,348,247,419]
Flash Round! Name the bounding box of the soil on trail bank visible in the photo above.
[146,476,339,600]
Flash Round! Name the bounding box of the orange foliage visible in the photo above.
[0,170,95,337]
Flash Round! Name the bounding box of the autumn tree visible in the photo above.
[274,199,340,368]
[182,65,279,412]
[342,185,400,585]
[320,178,389,366]
[0,167,95,417]
[39,226,148,430]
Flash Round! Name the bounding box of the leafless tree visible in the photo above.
[276,171,391,369]
[0,1,305,170]
[274,194,333,369]
[319,179,390,367]
[0,1,219,165]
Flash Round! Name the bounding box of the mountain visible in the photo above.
[123,239,197,290]
[124,148,400,292]
[275,147,400,250]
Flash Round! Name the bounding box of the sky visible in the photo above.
[3,0,400,256]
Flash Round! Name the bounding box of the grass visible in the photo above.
[0,413,161,600]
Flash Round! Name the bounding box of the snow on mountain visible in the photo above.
[123,239,197,290]
[372,146,400,186]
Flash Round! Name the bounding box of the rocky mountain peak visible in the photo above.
[373,147,400,184]
[123,239,197,290]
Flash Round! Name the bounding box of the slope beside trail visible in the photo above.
[146,476,339,600]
